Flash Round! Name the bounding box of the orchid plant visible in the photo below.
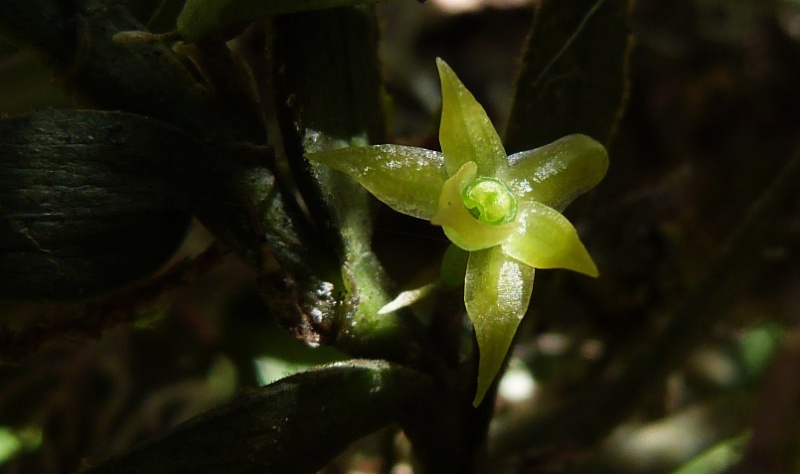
[307,59,608,405]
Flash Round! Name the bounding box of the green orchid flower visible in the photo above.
[307,58,608,406]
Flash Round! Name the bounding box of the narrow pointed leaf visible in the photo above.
[307,145,447,219]
[85,360,433,474]
[466,247,535,406]
[504,0,632,152]
[437,58,507,177]
[431,162,514,251]
[502,201,598,277]
[503,134,608,212]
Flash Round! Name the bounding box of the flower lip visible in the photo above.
[462,177,518,225]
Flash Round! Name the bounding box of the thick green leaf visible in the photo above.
[437,58,507,177]
[0,110,220,300]
[0,1,284,275]
[0,109,272,301]
[465,246,535,406]
[503,134,608,212]
[307,145,447,220]
[0,1,345,319]
[502,200,598,277]
[177,0,396,42]
[84,360,433,474]
[504,0,632,152]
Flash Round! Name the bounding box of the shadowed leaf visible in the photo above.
[505,0,632,152]
[83,360,433,474]
[0,109,238,300]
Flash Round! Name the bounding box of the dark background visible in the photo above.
[1,0,799,472]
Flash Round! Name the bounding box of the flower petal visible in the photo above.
[465,246,535,406]
[502,134,608,212]
[431,162,514,251]
[502,201,599,277]
[436,58,507,177]
[307,145,447,219]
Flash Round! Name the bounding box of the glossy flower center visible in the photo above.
[462,177,517,225]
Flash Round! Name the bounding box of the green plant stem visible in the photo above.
[270,7,429,366]
[490,150,800,458]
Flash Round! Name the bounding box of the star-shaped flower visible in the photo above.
[307,59,608,406]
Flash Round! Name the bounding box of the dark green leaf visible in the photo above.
[83,360,433,474]
[0,109,223,300]
[0,1,339,282]
[504,0,632,152]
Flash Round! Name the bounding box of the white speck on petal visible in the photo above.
[498,259,524,315]
[510,179,534,195]
[533,157,568,183]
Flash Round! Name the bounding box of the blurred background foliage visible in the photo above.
[1,0,800,472]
